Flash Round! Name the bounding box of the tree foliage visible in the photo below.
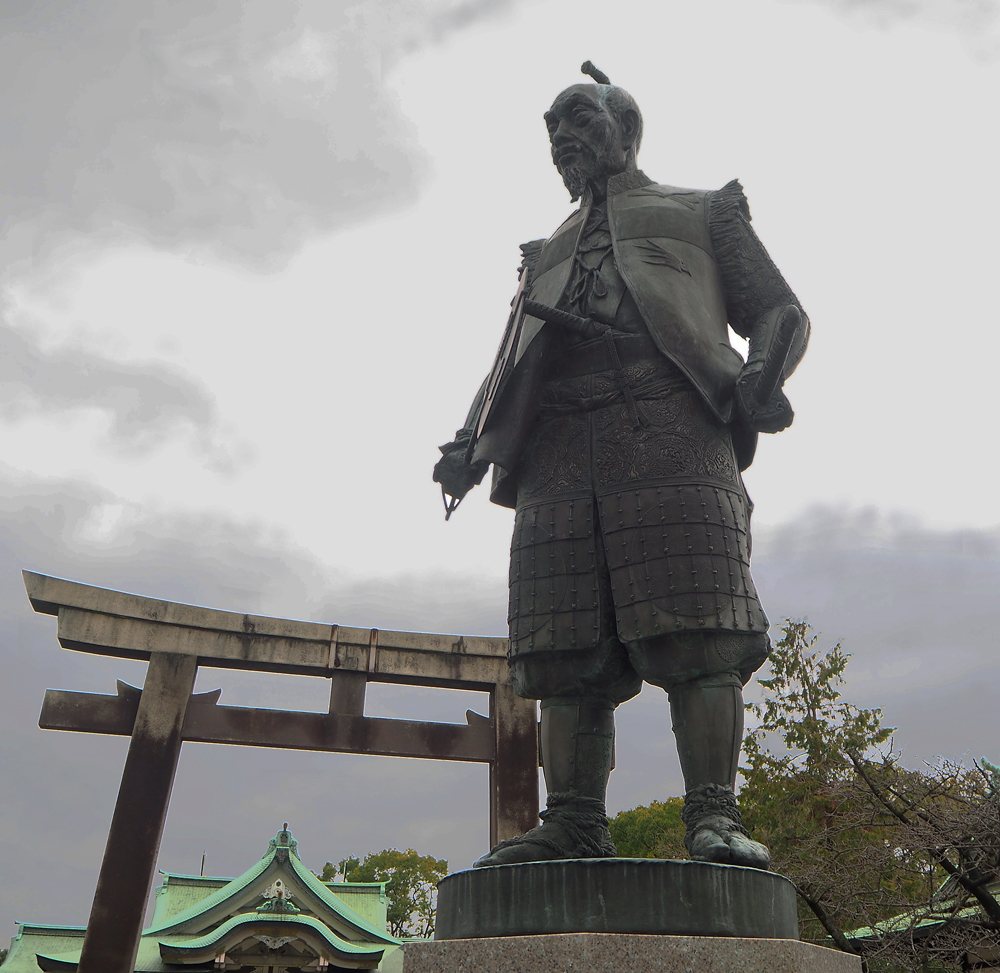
[609,798,686,860]
[604,622,999,970]
[741,620,1000,972]
[320,848,448,939]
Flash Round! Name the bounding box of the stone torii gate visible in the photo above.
[23,570,539,973]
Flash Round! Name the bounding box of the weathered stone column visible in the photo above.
[77,651,197,973]
[490,683,539,845]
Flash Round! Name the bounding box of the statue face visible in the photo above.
[544,84,628,201]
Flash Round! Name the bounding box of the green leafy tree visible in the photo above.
[740,620,1000,972]
[609,798,686,859]
[321,848,447,939]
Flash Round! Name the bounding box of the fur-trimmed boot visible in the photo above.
[474,697,617,867]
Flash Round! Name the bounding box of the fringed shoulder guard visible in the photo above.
[519,239,546,277]
[708,179,804,340]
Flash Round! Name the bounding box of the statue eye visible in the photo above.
[573,110,592,126]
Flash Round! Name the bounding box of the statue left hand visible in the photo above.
[432,449,489,504]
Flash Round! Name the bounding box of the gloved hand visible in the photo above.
[734,373,793,434]
[432,446,489,504]
[734,304,801,434]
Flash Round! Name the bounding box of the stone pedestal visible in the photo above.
[419,860,858,972]
[402,934,863,973]
[435,859,799,940]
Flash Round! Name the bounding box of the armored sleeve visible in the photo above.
[708,180,806,341]
[439,239,547,454]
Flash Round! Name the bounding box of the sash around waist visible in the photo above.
[539,334,694,419]
[544,332,682,382]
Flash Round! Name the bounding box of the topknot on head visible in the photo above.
[572,61,643,156]
[581,61,611,86]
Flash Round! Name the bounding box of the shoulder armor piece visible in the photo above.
[519,239,545,275]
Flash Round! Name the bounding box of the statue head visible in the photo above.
[545,65,643,202]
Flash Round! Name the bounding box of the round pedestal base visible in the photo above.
[435,859,799,941]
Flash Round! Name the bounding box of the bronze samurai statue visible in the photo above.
[434,63,808,870]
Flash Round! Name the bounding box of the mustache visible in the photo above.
[551,138,596,167]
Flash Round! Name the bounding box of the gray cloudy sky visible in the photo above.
[0,0,999,941]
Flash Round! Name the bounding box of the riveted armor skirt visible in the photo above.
[508,334,768,679]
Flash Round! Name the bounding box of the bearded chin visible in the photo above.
[559,163,590,203]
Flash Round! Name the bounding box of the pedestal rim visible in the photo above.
[435,857,800,941]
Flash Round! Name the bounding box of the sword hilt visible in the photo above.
[523,300,608,339]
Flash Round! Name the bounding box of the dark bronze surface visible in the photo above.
[435,859,799,939]
[435,64,809,876]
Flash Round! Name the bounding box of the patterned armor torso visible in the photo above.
[507,198,769,661]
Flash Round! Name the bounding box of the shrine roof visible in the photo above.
[1,927,85,973]
[145,826,397,946]
[158,912,386,964]
[2,827,403,973]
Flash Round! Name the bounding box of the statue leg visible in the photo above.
[473,696,617,867]
[668,672,770,869]
[668,672,742,793]
[629,631,771,870]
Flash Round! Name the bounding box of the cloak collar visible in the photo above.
[607,169,654,196]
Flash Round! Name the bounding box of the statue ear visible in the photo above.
[620,109,640,151]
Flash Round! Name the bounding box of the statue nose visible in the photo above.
[552,126,578,147]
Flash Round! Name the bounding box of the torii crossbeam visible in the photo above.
[22,570,538,973]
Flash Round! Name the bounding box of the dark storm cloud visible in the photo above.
[0,0,513,272]
[0,0,515,469]
[751,506,1000,764]
[3,486,996,931]
[0,310,248,470]
[0,469,503,931]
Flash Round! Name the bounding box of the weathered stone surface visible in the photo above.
[403,934,863,973]
[22,570,509,678]
[435,859,799,941]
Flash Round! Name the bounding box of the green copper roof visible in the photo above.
[325,882,389,930]
[1,927,85,973]
[847,878,1000,941]
[158,912,385,962]
[144,852,272,934]
[150,875,230,926]
[5,827,405,973]
[146,827,398,946]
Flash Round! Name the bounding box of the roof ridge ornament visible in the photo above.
[257,878,301,914]
[265,823,300,861]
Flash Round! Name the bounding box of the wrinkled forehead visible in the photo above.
[545,84,605,121]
